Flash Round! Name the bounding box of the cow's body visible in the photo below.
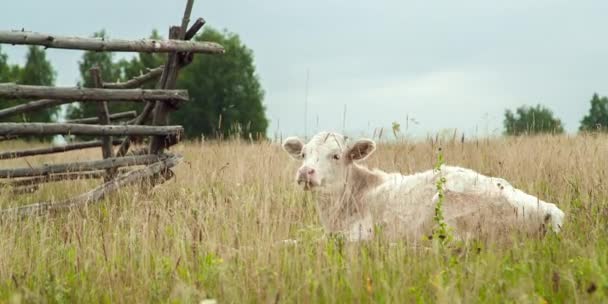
[283,132,565,242]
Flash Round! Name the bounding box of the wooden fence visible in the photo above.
[0,0,222,216]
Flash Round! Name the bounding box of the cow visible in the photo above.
[282,131,565,242]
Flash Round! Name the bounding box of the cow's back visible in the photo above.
[364,170,438,240]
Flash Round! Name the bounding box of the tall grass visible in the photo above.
[0,134,607,303]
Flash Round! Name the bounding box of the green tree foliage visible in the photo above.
[0,46,22,83]
[67,27,268,139]
[174,27,268,139]
[504,104,564,136]
[579,93,608,132]
[20,46,57,123]
[0,46,56,124]
[0,46,17,122]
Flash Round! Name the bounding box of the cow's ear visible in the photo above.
[282,137,304,160]
[346,138,376,161]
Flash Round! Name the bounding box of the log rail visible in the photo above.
[0,30,224,54]
[65,111,137,124]
[0,139,123,160]
[0,123,183,137]
[0,83,189,102]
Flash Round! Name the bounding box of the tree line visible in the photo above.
[0,27,268,140]
[504,94,608,135]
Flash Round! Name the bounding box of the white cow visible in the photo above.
[282,132,565,242]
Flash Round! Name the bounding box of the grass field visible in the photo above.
[0,134,607,303]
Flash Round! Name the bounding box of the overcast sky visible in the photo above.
[2,0,607,138]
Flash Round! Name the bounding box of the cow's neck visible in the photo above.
[315,164,385,232]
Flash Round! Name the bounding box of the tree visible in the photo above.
[579,93,608,132]
[0,46,56,124]
[0,46,21,83]
[20,46,57,123]
[175,27,268,139]
[504,104,564,136]
[0,46,20,122]
[0,46,10,84]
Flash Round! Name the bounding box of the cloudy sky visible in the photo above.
[2,0,607,138]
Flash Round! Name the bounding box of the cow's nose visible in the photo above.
[298,166,315,178]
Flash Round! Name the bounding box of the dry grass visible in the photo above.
[0,134,607,303]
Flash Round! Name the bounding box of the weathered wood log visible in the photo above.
[0,154,170,178]
[0,83,189,103]
[176,5,200,67]
[0,139,123,160]
[102,66,164,89]
[0,99,69,119]
[179,0,195,40]
[90,67,115,166]
[185,18,206,40]
[150,26,184,155]
[0,154,182,217]
[0,122,183,137]
[1,171,105,187]
[125,104,154,125]
[64,111,137,124]
[0,30,225,54]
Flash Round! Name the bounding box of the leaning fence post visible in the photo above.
[90,66,116,180]
[149,26,183,155]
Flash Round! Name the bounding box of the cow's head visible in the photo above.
[282,132,376,191]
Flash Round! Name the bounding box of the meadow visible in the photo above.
[0,134,607,303]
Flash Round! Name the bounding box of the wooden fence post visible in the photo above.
[90,66,115,180]
[149,26,183,155]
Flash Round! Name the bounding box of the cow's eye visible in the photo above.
[333,154,340,160]
[301,153,306,158]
